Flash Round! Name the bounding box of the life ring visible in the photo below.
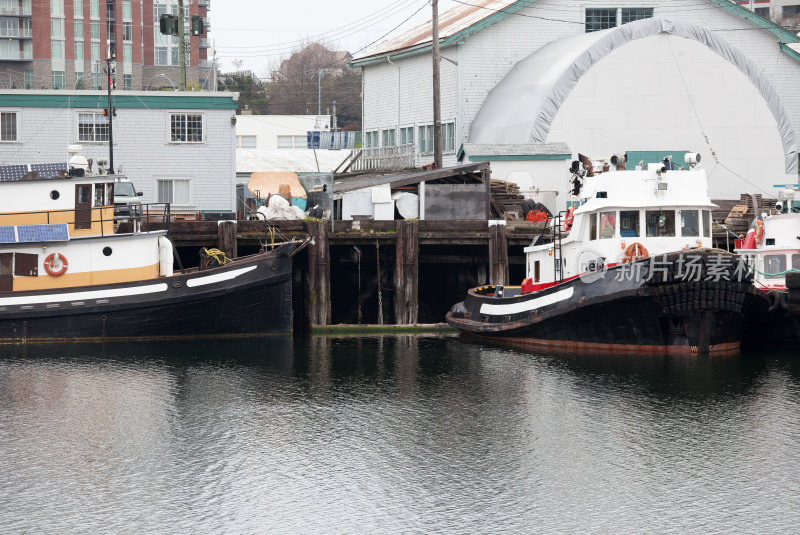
[564,207,575,231]
[622,242,649,264]
[44,253,68,276]
[753,219,765,244]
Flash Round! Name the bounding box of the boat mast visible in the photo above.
[106,55,115,174]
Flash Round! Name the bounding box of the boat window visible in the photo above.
[680,210,699,237]
[13,253,38,277]
[589,213,598,240]
[792,254,800,271]
[77,185,91,204]
[106,183,114,205]
[620,210,639,237]
[599,211,616,239]
[534,260,540,283]
[764,254,786,278]
[646,210,675,237]
[94,183,105,207]
[702,210,711,238]
[0,253,11,275]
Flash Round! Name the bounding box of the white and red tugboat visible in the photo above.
[447,153,765,355]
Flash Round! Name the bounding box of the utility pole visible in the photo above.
[178,0,186,90]
[318,69,325,115]
[106,56,115,174]
[432,0,442,169]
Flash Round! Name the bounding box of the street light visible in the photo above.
[146,73,176,91]
[318,68,326,115]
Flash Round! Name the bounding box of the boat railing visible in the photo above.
[2,203,173,237]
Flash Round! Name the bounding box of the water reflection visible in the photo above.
[0,336,798,533]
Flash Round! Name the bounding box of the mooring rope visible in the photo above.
[376,240,383,325]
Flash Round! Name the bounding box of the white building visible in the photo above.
[350,0,800,211]
[0,90,238,212]
[234,115,331,150]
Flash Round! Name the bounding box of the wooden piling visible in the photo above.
[489,223,509,286]
[306,220,331,326]
[394,220,419,324]
[217,220,237,259]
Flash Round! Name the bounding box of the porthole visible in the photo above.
[50,190,60,200]
[102,247,112,256]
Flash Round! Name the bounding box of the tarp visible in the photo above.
[248,172,307,200]
[469,17,798,174]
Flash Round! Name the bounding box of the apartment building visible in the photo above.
[0,0,211,91]
[736,0,800,22]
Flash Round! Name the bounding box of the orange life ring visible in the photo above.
[753,219,765,244]
[622,242,649,264]
[44,253,68,276]
[564,207,575,231]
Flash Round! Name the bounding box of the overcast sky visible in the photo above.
[211,0,460,76]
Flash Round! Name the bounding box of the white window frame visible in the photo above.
[156,178,192,207]
[238,135,256,149]
[168,112,204,144]
[0,110,18,142]
[76,111,108,143]
[585,7,654,33]
[399,126,414,146]
[418,124,434,154]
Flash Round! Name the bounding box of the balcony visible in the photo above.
[0,7,32,16]
[198,0,210,9]
[198,38,210,49]
[0,50,32,61]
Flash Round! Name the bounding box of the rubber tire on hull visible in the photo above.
[786,271,800,290]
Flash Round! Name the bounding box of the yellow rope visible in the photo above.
[202,247,232,265]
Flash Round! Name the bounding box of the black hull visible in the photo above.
[447,250,765,355]
[0,245,297,342]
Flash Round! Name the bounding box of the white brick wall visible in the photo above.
[0,91,237,212]
[360,0,800,190]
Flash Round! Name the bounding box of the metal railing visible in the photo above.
[349,144,415,172]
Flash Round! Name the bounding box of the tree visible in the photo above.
[265,42,362,129]
[219,70,267,114]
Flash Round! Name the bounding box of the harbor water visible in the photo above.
[1,335,799,534]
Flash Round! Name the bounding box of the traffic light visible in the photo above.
[190,15,204,36]
[159,13,178,35]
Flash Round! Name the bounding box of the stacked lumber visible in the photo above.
[489,179,526,219]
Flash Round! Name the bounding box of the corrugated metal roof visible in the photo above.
[352,0,521,62]
[236,149,349,174]
[459,143,571,158]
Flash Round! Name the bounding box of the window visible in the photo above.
[238,135,256,148]
[418,125,433,154]
[52,71,65,89]
[24,69,32,89]
[74,19,83,38]
[0,112,17,142]
[646,210,675,237]
[293,135,306,148]
[94,183,106,206]
[363,130,378,148]
[123,74,131,90]
[74,73,85,89]
[51,17,64,38]
[792,254,800,271]
[620,210,639,237]
[171,48,178,66]
[155,47,168,66]
[585,8,616,32]
[74,0,82,17]
[122,0,131,20]
[78,112,108,142]
[74,41,84,65]
[599,211,616,239]
[755,7,770,17]
[157,179,191,205]
[50,0,63,16]
[702,210,711,238]
[91,41,100,61]
[399,126,414,146]
[783,5,800,17]
[90,20,99,39]
[123,42,132,63]
[381,128,395,147]
[123,22,132,41]
[21,17,30,37]
[277,136,293,149]
[589,212,598,240]
[763,255,787,279]
[680,209,699,237]
[170,113,203,143]
[621,8,653,25]
[51,40,64,61]
[444,122,456,152]
[1,18,17,37]
[534,260,540,283]
[90,0,98,18]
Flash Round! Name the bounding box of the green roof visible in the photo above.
[0,91,238,110]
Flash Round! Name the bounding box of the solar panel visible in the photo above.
[16,223,70,243]
[31,162,68,179]
[0,226,15,244]
[0,165,28,182]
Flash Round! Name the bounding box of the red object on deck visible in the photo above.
[521,278,535,294]
[734,238,744,249]
[740,229,756,250]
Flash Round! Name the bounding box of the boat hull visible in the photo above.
[447,250,765,355]
[0,245,297,342]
